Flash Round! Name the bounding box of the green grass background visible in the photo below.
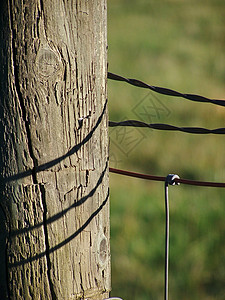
[107,1,225,299]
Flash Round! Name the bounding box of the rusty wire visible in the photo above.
[109,167,225,188]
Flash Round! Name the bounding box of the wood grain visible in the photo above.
[0,1,109,299]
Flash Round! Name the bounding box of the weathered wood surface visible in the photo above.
[0,0,109,299]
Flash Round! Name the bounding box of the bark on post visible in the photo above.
[0,1,109,299]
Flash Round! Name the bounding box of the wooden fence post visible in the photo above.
[0,0,109,299]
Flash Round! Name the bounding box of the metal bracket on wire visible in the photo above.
[166,174,180,186]
[164,174,180,300]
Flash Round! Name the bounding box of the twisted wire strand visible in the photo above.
[108,72,225,108]
[109,120,225,135]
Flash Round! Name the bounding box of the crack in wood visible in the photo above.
[9,0,38,186]
[40,184,57,300]
[9,5,57,298]
[0,202,10,299]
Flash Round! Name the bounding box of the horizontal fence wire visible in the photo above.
[108,70,225,300]
[108,72,225,108]
[109,120,225,135]
[109,167,225,188]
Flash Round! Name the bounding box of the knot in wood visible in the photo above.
[99,237,107,264]
[35,48,61,78]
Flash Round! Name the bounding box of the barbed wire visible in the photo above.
[108,72,225,108]
[109,167,225,188]
[109,120,225,135]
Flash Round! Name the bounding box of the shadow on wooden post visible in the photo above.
[0,0,109,299]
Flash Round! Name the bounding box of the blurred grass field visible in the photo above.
[107,1,225,299]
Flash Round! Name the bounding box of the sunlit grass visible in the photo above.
[108,1,225,299]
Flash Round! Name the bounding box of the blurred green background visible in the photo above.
[107,1,225,299]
